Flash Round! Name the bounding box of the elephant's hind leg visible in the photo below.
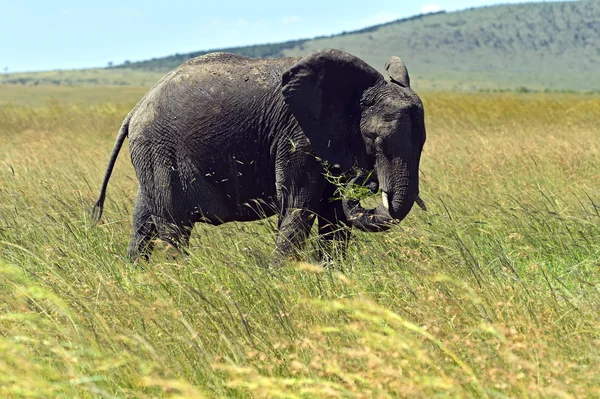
[154,216,193,256]
[127,190,193,260]
[127,189,157,261]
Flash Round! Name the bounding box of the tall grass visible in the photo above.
[0,91,599,397]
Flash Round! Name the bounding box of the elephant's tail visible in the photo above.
[92,113,131,224]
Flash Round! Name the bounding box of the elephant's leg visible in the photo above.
[272,142,325,264]
[274,208,317,261]
[318,185,352,262]
[154,217,193,255]
[127,189,157,261]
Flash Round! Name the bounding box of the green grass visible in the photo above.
[0,88,599,397]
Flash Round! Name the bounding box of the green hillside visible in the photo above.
[109,1,600,91]
[279,1,600,91]
[113,38,311,72]
[111,13,441,72]
[2,1,599,91]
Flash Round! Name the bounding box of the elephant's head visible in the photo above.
[281,49,426,227]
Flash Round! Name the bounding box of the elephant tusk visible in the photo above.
[382,191,390,210]
[415,195,427,211]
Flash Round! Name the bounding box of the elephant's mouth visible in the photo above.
[341,174,426,232]
[347,173,426,213]
[382,190,425,212]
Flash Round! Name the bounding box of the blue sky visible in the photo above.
[2,0,564,72]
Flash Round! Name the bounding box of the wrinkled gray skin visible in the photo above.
[93,49,427,262]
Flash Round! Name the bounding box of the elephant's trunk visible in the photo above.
[343,200,395,232]
[380,157,419,221]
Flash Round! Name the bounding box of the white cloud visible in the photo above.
[357,11,401,28]
[281,16,301,24]
[421,4,443,14]
[236,19,249,26]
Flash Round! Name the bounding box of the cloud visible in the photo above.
[357,11,401,28]
[421,4,443,14]
[281,16,301,24]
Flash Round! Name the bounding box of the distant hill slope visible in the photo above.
[279,0,600,91]
[0,69,164,87]
[113,13,441,73]
[112,0,600,91]
[2,1,598,91]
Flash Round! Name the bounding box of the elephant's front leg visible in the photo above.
[273,155,324,263]
[275,208,317,261]
[317,183,352,262]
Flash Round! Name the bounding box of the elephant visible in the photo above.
[92,49,427,262]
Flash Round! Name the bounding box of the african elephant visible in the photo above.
[93,49,427,262]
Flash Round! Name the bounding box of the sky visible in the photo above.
[2,0,566,72]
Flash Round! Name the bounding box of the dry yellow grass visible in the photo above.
[0,84,150,106]
[0,88,598,398]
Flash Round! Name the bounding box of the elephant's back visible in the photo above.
[177,52,301,89]
[158,52,301,97]
[128,52,300,139]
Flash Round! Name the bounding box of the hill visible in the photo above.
[111,13,440,73]
[112,1,600,91]
[281,1,600,91]
[2,1,599,91]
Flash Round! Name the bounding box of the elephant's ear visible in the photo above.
[281,49,383,171]
[385,56,410,88]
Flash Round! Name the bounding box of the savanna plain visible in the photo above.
[0,85,598,398]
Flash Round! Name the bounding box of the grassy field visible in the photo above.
[0,85,151,107]
[0,69,164,88]
[0,87,599,398]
